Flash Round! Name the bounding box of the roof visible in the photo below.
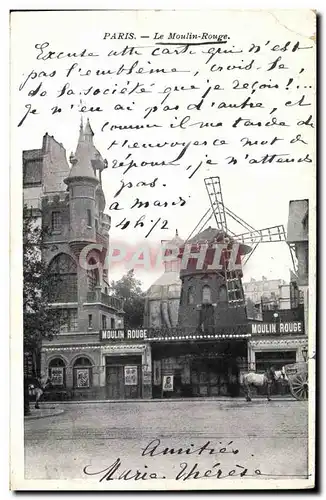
[188,226,252,255]
[287,200,309,242]
[146,270,181,299]
[23,149,43,161]
[66,119,102,182]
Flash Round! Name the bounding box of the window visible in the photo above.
[48,358,66,387]
[95,219,98,232]
[73,357,92,388]
[187,286,195,304]
[255,351,296,372]
[87,209,92,227]
[227,277,242,302]
[202,285,212,304]
[219,285,227,303]
[23,159,42,187]
[88,314,93,329]
[59,309,78,332]
[87,258,99,290]
[48,254,77,302]
[51,211,62,232]
[104,287,108,295]
[102,315,107,329]
[111,317,115,329]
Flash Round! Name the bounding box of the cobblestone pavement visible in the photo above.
[24,400,309,483]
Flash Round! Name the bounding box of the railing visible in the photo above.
[146,324,250,340]
[86,290,124,311]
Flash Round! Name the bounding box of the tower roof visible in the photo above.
[187,226,252,255]
[65,118,103,183]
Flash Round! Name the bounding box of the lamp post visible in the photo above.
[302,346,308,362]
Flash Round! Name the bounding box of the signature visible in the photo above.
[83,457,252,481]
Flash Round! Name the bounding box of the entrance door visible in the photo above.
[191,359,230,396]
[106,366,124,399]
[105,356,142,399]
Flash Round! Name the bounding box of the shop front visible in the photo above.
[247,320,307,395]
[100,329,152,399]
[150,331,250,398]
[41,329,152,400]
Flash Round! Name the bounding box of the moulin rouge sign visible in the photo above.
[100,329,148,341]
[251,321,304,336]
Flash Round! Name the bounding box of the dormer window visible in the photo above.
[87,209,92,227]
[202,285,212,304]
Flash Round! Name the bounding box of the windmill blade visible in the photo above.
[204,177,228,233]
[242,243,259,266]
[223,204,256,233]
[234,225,286,245]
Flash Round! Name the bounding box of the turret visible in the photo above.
[64,118,100,255]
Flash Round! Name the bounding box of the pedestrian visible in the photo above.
[34,372,52,409]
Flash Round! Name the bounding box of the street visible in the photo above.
[24,400,309,483]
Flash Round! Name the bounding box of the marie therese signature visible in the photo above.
[83,438,264,481]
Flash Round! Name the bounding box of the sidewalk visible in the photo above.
[24,405,65,420]
[46,395,298,404]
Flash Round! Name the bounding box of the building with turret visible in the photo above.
[23,120,151,400]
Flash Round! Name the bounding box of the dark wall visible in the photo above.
[178,273,247,329]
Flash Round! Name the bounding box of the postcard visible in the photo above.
[10,8,316,490]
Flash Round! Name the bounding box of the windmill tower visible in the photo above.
[177,176,289,333]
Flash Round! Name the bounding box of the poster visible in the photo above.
[124,366,138,386]
[76,369,90,388]
[162,375,174,392]
[49,367,64,386]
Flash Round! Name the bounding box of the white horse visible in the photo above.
[241,368,283,402]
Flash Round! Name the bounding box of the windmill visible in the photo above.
[184,176,296,308]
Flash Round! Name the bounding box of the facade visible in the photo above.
[23,121,151,400]
[247,220,308,377]
[148,227,252,398]
[243,277,287,311]
[287,199,309,336]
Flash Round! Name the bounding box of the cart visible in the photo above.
[283,362,308,400]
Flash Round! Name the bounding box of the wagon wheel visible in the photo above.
[290,371,308,400]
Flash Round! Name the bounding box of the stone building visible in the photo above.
[23,120,151,400]
[246,201,309,375]
[287,199,309,335]
[243,277,287,312]
[143,230,183,330]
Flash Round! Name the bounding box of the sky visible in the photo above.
[11,10,316,291]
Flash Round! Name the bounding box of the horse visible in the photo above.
[241,368,283,402]
[28,372,53,409]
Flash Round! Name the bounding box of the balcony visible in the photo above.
[86,289,124,311]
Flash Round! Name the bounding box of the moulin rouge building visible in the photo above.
[23,122,308,401]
